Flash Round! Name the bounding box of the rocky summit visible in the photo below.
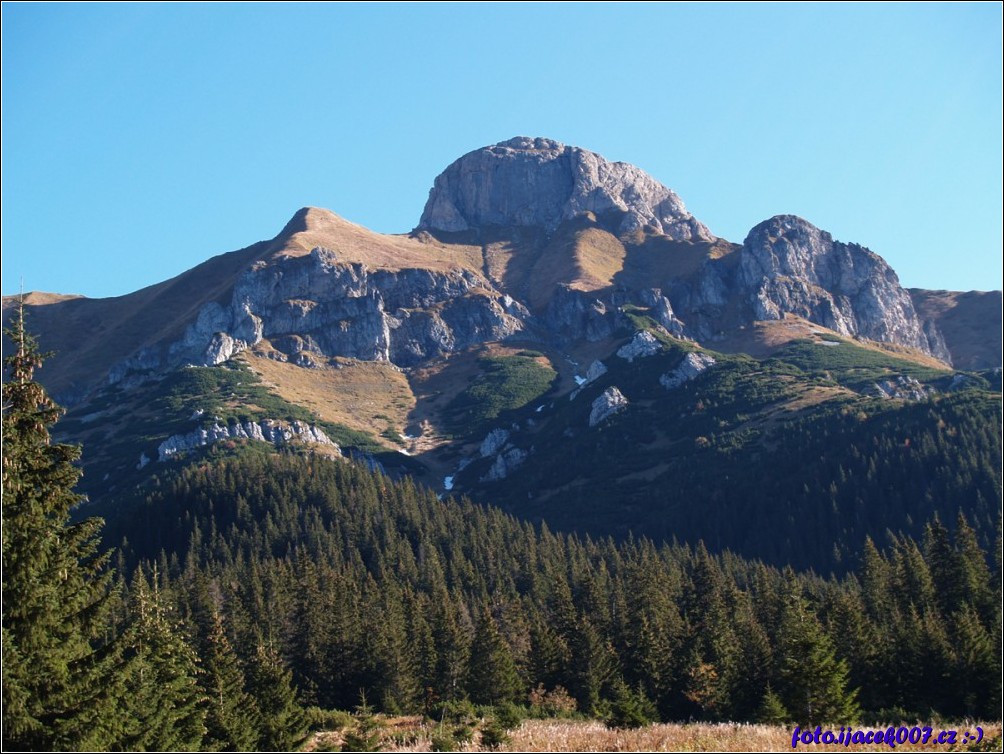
[418,136,714,240]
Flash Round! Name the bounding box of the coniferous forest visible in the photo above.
[2,318,1002,752]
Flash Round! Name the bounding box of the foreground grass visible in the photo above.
[504,720,1002,752]
[307,718,1002,752]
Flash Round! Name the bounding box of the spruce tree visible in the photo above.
[201,612,259,751]
[246,642,308,751]
[756,684,790,724]
[953,512,995,623]
[117,569,206,751]
[775,592,859,724]
[466,609,521,706]
[1,307,124,750]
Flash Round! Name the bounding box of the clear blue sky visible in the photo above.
[3,3,1001,298]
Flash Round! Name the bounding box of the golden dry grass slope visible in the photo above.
[243,346,414,446]
[710,314,950,369]
[305,718,1002,753]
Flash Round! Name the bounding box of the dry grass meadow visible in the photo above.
[306,718,1002,752]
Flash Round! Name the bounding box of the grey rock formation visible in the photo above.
[541,285,615,344]
[98,151,956,396]
[865,375,936,401]
[732,216,950,361]
[419,137,714,241]
[481,446,529,482]
[639,289,688,338]
[110,247,529,383]
[479,428,511,458]
[584,359,608,384]
[909,289,1002,369]
[157,419,339,461]
[589,386,629,427]
[660,352,717,390]
[616,331,662,362]
[947,373,983,392]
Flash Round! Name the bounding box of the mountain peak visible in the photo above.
[418,137,714,241]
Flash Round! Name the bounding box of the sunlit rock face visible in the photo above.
[418,137,714,241]
[730,215,951,361]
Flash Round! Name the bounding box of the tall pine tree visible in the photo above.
[466,608,522,706]
[246,642,308,752]
[2,306,125,750]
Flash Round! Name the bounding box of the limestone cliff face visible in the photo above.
[416,138,952,361]
[908,289,1002,369]
[419,137,714,241]
[110,247,528,383]
[657,215,950,360]
[158,419,339,462]
[725,216,950,361]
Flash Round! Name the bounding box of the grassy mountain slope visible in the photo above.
[909,288,1003,370]
[50,301,999,575]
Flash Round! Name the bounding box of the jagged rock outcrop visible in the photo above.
[730,216,950,361]
[865,375,936,402]
[589,387,629,427]
[111,247,529,383]
[419,137,714,241]
[157,418,339,461]
[617,331,662,362]
[584,359,608,384]
[570,359,608,402]
[542,285,615,343]
[639,288,688,338]
[481,446,529,482]
[479,428,511,458]
[18,139,977,408]
[909,289,1002,369]
[660,352,716,390]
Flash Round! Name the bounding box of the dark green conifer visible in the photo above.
[341,690,384,752]
[246,643,307,751]
[466,608,522,706]
[604,679,656,729]
[756,684,790,724]
[953,512,995,623]
[776,591,859,724]
[201,612,259,751]
[2,309,125,750]
[951,603,998,719]
[117,570,207,751]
